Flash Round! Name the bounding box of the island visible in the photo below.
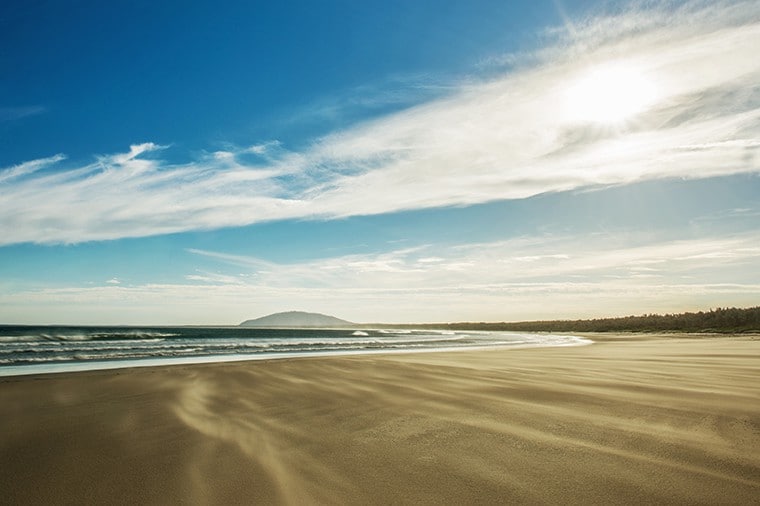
[240,311,354,328]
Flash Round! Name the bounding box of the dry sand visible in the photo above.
[1,335,759,505]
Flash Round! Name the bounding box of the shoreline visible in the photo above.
[0,330,591,378]
[1,334,759,504]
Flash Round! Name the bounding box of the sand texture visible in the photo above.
[1,335,759,505]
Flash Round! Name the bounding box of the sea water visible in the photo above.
[0,325,591,376]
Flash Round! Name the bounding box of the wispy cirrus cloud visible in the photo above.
[0,153,66,184]
[4,232,759,324]
[6,280,759,325]
[186,232,760,291]
[0,105,46,122]
[1,0,758,246]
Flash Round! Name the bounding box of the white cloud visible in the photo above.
[1,1,759,245]
[3,231,759,324]
[185,273,245,285]
[187,232,760,290]
[0,105,46,122]
[0,154,66,184]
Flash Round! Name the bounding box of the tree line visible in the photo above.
[384,306,760,333]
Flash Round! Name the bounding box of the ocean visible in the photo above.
[0,325,591,376]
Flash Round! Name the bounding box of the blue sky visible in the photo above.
[1,0,758,324]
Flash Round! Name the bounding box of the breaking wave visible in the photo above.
[0,326,591,375]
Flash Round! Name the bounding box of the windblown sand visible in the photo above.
[1,335,759,505]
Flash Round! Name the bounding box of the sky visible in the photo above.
[1,0,758,325]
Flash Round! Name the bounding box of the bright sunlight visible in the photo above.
[564,62,657,124]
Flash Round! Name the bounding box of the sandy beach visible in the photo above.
[1,334,759,505]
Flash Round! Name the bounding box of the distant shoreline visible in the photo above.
[2,306,758,333]
[367,306,760,334]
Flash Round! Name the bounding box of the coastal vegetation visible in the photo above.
[385,306,760,333]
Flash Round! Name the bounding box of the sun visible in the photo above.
[564,63,657,124]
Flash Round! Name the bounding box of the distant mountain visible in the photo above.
[240,311,354,328]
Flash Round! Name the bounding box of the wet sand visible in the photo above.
[1,335,759,505]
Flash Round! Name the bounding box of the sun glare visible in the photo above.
[564,63,657,124]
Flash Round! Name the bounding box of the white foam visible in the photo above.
[0,333,592,377]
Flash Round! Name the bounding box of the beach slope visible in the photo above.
[1,335,759,504]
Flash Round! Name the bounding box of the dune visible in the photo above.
[1,334,759,504]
